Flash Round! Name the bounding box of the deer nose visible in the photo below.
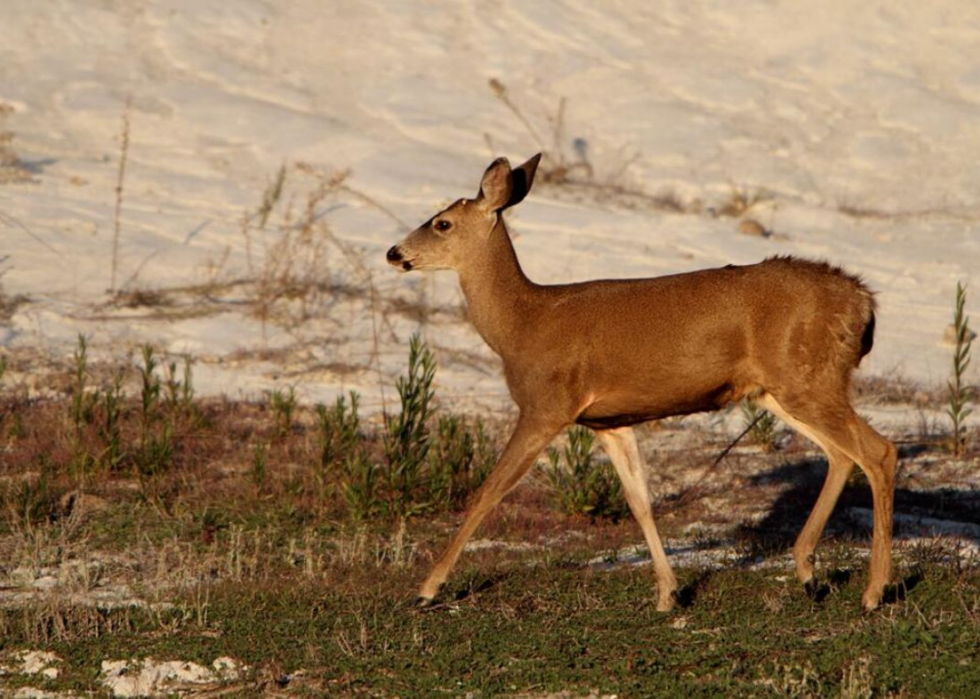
[386,245,403,264]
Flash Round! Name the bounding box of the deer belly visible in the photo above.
[575,382,736,429]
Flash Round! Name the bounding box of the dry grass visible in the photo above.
[0,259,28,323]
[713,184,772,218]
[109,97,132,293]
[0,102,34,186]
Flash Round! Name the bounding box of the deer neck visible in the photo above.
[456,217,537,357]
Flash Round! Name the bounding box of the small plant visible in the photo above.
[134,345,175,493]
[68,335,100,477]
[947,281,974,457]
[341,450,382,521]
[252,442,268,489]
[741,400,779,452]
[257,163,286,229]
[164,355,195,413]
[99,374,125,471]
[70,335,98,434]
[5,467,53,528]
[544,426,627,520]
[136,424,174,486]
[0,355,8,430]
[315,391,361,469]
[715,185,771,218]
[383,333,436,517]
[270,385,298,438]
[110,96,132,292]
[138,344,161,434]
[180,356,195,409]
[430,414,496,511]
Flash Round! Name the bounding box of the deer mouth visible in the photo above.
[386,245,415,271]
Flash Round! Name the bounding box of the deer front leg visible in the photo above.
[416,414,564,605]
[597,427,679,611]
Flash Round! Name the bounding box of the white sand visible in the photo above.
[0,0,977,416]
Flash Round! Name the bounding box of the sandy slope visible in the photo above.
[0,0,977,412]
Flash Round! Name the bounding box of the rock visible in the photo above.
[0,651,61,680]
[56,491,110,522]
[737,218,771,238]
[13,688,70,699]
[101,657,245,697]
[943,323,976,346]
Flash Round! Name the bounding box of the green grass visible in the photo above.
[2,559,979,697]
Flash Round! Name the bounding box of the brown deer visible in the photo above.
[386,154,895,612]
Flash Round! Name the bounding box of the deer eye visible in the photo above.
[434,220,452,232]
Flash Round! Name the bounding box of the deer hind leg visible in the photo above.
[760,393,896,611]
[757,394,854,588]
[416,414,563,605]
[596,427,678,611]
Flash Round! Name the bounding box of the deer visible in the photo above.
[386,153,896,613]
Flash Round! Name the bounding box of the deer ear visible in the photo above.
[504,153,541,209]
[478,157,513,211]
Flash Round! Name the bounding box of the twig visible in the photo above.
[668,412,764,510]
[0,211,61,256]
[110,96,132,292]
[337,183,409,230]
[489,78,547,153]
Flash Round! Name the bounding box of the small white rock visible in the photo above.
[14,651,61,678]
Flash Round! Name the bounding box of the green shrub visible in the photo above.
[948,282,974,457]
[383,333,435,517]
[741,400,778,452]
[316,391,361,469]
[430,414,496,511]
[99,374,125,471]
[270,385,298,438]
[341,449,382,521]
[70,335,98,433]
[252,442,268,489]
[544,426,627,520]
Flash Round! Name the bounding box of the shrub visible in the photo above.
[544,426,627,520]
[430,414,496,511]
[947,281,974,457]
[741,400,779,452]
[382,333,435,517]
[99,375,125,471]
[316,391,361,469]
[341,450,382,522]
[70,335,98,434]
[270,386,298,438]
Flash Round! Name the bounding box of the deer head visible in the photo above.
[385,154,541,272]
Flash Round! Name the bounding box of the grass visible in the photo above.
[1,557,979,696]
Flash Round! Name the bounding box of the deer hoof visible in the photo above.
[414,596,435,609]
[656,590,680,612]
[861,590,882,612]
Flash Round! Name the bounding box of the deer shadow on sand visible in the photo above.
[730,443,980,603]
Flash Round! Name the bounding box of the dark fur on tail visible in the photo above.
[859,311,876,361]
